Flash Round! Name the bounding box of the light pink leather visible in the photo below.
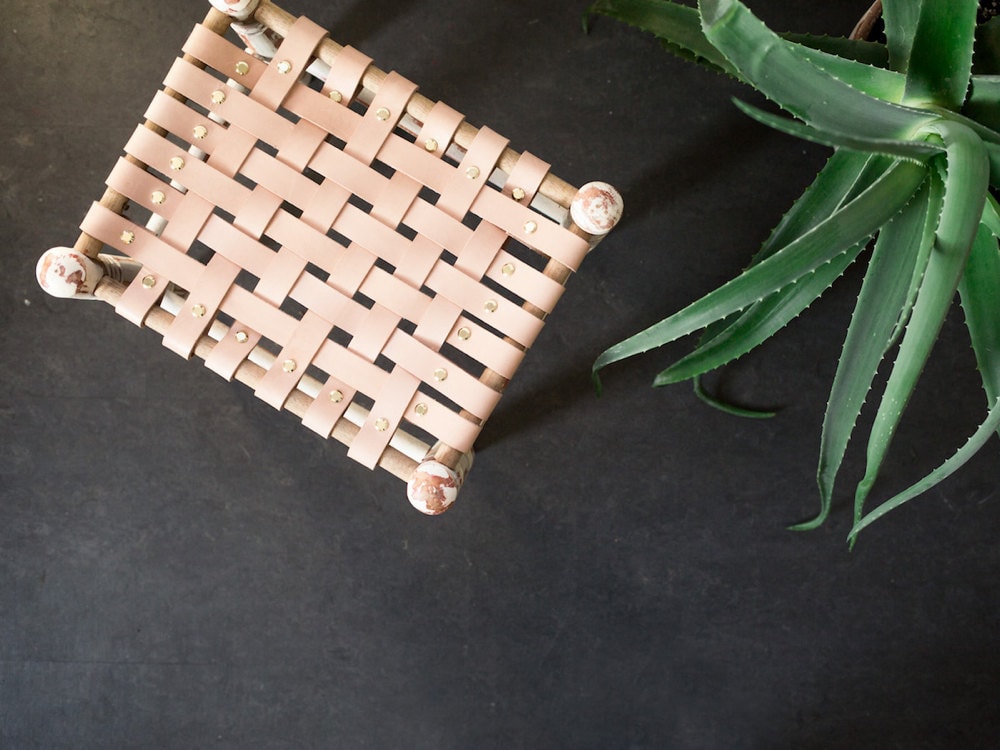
[85,16,598,471]
[503,151,550,205]
[321,45,372,105]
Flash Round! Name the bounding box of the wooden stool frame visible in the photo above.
[37,0,622,514]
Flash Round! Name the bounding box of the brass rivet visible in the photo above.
[465,166,481,180]
[457,326,471,341]
[234,330,249,343]
[276,60,292,74]
[141,274,156,289]
[424,138,438,153]
[282,358,297,373]
[483,299,498,313]
[210,89,226,104]
[120,230,135,244]
[414,403,428,417]
[169,156,185,171]
[328,90,343,102]
[192,124,208,140]
[329,389,344,403]
[150,190,166,205]
[524,220,538,234]
[512,187,526,201]
[191,303,207,318]
[501,262,516,277]
[235,60,250,76]
[433,368,448,382]
[374,417,390,432]
[375,107,390,121]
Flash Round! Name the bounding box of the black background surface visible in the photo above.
[2,1,999,747]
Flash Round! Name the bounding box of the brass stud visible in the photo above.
[524,220,538,234]
[483,299,498,313]
[192,124,208,140]
[234,330,249,343]
[424,138,438,153]
[501,262,516,277]
[433,367,448,382]
[375,107,391,121]
[276,60,292,74]
[457,326,472,341]
[328,90,343,103]
[511,187,527,201]
[465,166,481,180]
[169,156,185,171]
[141,275,157,289]
[374,417,390,432]
[329,389,344,403]
[282,358,297,373]
[150,190,166,205]
[235,60,250,76]
[210,89,226,104]
[120,230,136,245]
[414,403,428,417]
[191,303,207,318]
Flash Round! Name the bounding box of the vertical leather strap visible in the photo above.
[321,45,372,106]
[251,16,328,110]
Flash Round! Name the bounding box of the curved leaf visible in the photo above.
[848,396,1000,543]
[958,205,1000,406]
[698,0,939,140]
[900,0,977,109]
[733,99,943,161]
[655,241,862,385]
[693,378,777,418]
[592,159,926,391]
[853,121,990,523]
[797,179,936,531]
[881,0,920,73]
[785,33,889,69]
[586,0,737,75]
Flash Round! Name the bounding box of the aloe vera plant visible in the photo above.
[589,0,1000,542]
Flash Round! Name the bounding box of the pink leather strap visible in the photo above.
[345,72,418,165]
[321,45,372,105]
[436,127,508,220]
[504,151,550,205]
[255,310,332,409]
[205,322,262,380]
[251,17,328,110]
[417,102,464,158]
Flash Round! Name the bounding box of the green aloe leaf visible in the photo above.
[848,395,1000,542]
[798,178,936,531]
[853,121,990,524]
[789,43,904,103]
[690,150,882,417]
[698,0,938,140]
[900,0,977,109]
[964,76,1000,131]
[785,33,889,69]
[693,378,777,418]
[958,203,1000,407]
[586,0,737,75]
[973,16,1000,74]
[593,159,926,392]
[881,1,920,73]
[733,99,943,161]
[655,240,863,386]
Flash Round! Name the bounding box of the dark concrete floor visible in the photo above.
[3,0,1000,748]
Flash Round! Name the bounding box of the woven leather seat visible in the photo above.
[36,0,622,514]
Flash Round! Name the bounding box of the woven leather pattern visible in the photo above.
[79,16,590,470]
